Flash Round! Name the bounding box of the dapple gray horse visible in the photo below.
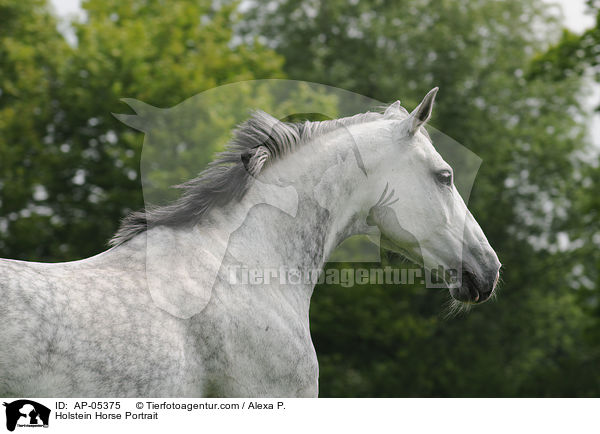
[0,88,500,397]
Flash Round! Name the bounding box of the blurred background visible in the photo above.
[1,0,599,396]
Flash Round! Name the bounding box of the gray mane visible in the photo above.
[109,107,407,247]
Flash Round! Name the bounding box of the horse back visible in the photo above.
[0,250,196,396]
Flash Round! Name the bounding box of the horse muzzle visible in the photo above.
[449,266,500,304]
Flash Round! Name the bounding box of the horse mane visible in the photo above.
[109,105,410,247]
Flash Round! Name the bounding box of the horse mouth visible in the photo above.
[449,270,495,304]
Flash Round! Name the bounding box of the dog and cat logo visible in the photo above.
[2,401,50,431]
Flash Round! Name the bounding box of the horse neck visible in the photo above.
[211,134,370,294]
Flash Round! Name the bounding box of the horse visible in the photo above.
[0,87,501,397]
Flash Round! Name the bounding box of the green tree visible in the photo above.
[528,0,600,390]
[0,0,70,258]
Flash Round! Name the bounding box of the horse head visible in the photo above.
[362,88,501,304]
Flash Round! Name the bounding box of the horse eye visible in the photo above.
[436,170,453,187]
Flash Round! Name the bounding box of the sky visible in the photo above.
[50,0,82,18]
[553,0,596,31]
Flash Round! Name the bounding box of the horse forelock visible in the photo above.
[109,103,410,247]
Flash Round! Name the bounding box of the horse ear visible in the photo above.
[407,87,438,135]
[384,101,402,118]
[241,146,271,177]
